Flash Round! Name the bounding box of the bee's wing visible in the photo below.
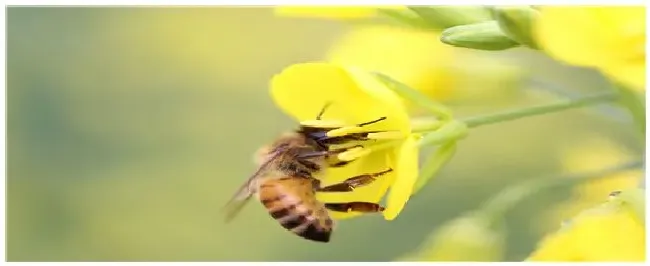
[222,151,281,223]
[222,182,255,223]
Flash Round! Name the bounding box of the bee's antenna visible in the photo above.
[316,101,333,120]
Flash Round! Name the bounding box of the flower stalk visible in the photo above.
[461,91,618,128]
[409,91,619,147]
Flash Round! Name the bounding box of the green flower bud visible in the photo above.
[441,21,519,51]
[409,6,493,29]
[492,6,540,48]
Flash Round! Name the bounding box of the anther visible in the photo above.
[326,126,366,137]
[337,147,372,162]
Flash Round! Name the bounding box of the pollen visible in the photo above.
[337,146,372,162]
[326,126,367,137]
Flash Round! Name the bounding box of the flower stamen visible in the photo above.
[326,125,368,137]
[337,146,372,161]
[325,116,388,137]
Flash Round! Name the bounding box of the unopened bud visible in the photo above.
[441,21,519,51]
[492,6,540,48]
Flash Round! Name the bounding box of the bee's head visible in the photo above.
[294,120,342,144]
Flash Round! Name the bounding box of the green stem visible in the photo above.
[461,91,618,128]
[411,117,445,133]
[480,160,644,224]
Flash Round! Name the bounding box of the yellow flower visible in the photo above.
[535,7,646,91]
[527,190,645,261]
[538,137,642,232]
[274,6,407,20]
[399,213,505,261]
[270,62,419,220]
[326,25,457,101]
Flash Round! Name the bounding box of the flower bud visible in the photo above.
[441,21,519,51]
[492,6,540,48]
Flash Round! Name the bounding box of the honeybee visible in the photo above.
[223,103,393,243]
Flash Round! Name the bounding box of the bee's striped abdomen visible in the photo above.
[258,178,333,243]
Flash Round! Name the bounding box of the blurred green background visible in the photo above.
[7,7,643,262]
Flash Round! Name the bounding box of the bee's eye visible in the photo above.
[305,131,328,141]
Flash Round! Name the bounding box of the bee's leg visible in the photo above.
[317,133,374,145]
[309,177,322,190]
[316,168,393,192]
[328,160,353,168]
[296,145,364,159]
[324,202,385,213]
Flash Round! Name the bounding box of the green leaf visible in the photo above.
[373,72,453,119]
[441,20,519,51]
[412,141,457,195]
[492,6,540,48]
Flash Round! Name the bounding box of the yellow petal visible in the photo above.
[270,62,411,134]
[535,7,646,91]
[383,134,420,220]
[327,25,457,100]
[535,7,640,67]
[602,60,646,91]
[528,201,645,261]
